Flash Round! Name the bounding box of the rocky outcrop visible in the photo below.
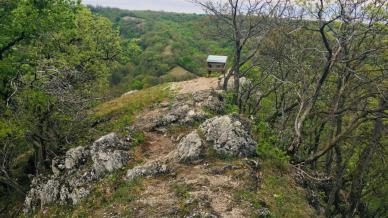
[126,161,170,181]
[64,146,88,170]
[218,75,250,91]
[200,115,257,157]
[135,90,224,131]
[90,133,130,176]
[23,82,265,216]
[24,133,131,213]
[175,131,204,163]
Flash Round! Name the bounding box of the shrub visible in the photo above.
[255,121,289,170]
[222,91,239,114]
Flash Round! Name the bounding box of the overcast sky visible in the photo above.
[82,0,204,13]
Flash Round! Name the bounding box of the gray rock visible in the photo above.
[92,133,125,150]
[65,146,88,169]
[218,75,250,91]
[24,132,131,213]
[183,109,206,123]
[135,90,224,131]
[91,149,130,175]
[51,158,61,176]
[257,208,271,217]
[200,115,256,157]
[204,94,224,114]
[40,179,60,205]
[185,211,218,218]
[90,133,131,176]
[176,131,204,163]
[126,161,170,181]
[68,187,90,205]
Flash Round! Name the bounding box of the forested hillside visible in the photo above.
[0,0,387,217]
[89,6,232,91]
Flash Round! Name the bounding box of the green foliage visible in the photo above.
[131,131,145,146]
[255,121,289,170]
[223,91,239,114]
[233,189,266,210]
[88,6,232,88]
[0,2,124,215]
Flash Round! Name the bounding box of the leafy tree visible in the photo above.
[0,1,123,211]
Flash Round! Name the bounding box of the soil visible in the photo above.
[170,77,219,95]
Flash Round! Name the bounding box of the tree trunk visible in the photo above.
[233,75,240,105]
[222,69,233,91]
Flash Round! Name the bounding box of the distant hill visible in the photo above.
[89,6,232,90]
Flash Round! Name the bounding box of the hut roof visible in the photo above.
[207,55,228,63]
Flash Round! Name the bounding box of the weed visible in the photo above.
[112,178,142,203]
[131,131,145,146]
[172,182,191,199]
[233,189,264,210]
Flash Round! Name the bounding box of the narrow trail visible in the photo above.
[126,77,252,217]
[170,77,219,94]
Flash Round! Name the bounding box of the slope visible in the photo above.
[25,78,320,218]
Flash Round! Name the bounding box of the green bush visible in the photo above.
[223,91,239,114]
[255,121,289,170]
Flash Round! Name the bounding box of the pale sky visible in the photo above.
[82,0,204,13]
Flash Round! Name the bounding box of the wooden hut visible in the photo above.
[207,55,228,76]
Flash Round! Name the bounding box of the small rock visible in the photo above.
[204,92,224,114]
[257,208,271,217]
[126,161,170,181]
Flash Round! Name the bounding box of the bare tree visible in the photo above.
[239,0,387,216]
[192,0,288,104]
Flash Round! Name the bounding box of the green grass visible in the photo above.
[256,160,321,218]
[60,83,171,150]
[89,83,171,138]
[94,83,170,119]
[233,189,266,210]
[229,158,321,218]
[160,66,197,83]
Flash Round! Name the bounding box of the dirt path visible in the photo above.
[170,77,219,94]
[125,77,255,217]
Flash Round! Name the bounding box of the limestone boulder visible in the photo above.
[200,115,256,157]
[176,131,204,163]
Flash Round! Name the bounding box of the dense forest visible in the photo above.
[0,0,387,217]
[89,6,232,91]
